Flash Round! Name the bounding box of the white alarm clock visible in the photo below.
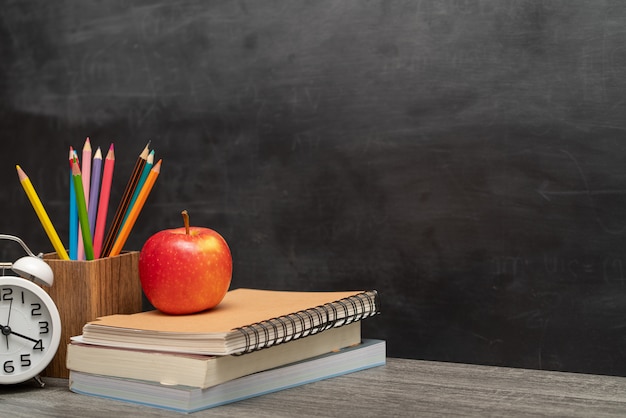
[0,234,61,386]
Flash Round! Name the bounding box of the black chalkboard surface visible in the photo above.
[2,1,626,376]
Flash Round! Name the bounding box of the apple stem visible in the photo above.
[182,210,190,235]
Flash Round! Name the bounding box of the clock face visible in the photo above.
[0,277,61,384]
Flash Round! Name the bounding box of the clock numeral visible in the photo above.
[31,303,41,316]
[20,291,24,304]
[39,321,49,334]
[33,339,44,351]
[1,288,12,301]
[3,360,14,373]
[21,354,30,367]
[2,356,32,374]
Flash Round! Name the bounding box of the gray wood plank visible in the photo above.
[1,359,626,417]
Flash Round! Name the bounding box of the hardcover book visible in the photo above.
[69,339,386,413]
[67,322,361,389]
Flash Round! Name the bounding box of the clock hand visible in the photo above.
[6,298,12,325]
[9,330,39,345]
[4,299,11,350]
[1,325,40,347]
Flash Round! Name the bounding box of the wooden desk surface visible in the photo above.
[2,358,626,417]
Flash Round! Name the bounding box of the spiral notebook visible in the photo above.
[81,288,380,355]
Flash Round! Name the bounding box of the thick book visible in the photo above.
[67,321,361,389]
[69,339,386,413]
[81,288,380,355]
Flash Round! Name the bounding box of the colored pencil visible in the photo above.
[72,159,95,260]
[109,159,161,257]
[100,142,150,257]
[93,144,115,259]
[88,146,103,238]
[81,138,92,208]
[69,147,78,260]
[120,149,154,231]
[16,165,69,260]
[77,138,91,260]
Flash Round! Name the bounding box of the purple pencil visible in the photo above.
[88,147,103,238]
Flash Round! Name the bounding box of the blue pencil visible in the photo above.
[69,147,78,260]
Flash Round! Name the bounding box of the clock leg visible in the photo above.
[32,375,45,388]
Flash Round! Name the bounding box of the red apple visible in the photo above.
[139,210,232,315]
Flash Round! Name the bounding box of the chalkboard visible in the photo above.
[2,0,626,376]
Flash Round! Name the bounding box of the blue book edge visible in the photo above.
[69,338,387,413]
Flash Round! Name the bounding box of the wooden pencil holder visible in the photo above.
[41,251,142,378]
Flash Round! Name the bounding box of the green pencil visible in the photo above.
[72,158,95,260]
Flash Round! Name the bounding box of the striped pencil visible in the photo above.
[109,159,162,257]
[120,149,154,231]
[100,142,150,257]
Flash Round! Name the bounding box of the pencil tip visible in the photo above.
[16,165,27,180]
[140,141,151,158]
[72,159,81,175]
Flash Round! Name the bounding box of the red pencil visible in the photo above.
[93,144,115,258]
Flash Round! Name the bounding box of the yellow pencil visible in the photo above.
[16,165,70,260]
[109,159,162,257]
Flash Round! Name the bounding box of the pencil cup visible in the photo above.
[41,251,142,378]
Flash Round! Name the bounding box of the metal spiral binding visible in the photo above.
[234,290,380,355]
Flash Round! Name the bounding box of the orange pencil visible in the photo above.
[109,159,162,257]
[93,144,115,258]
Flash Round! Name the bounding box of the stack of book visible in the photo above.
[66,288,385,413]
